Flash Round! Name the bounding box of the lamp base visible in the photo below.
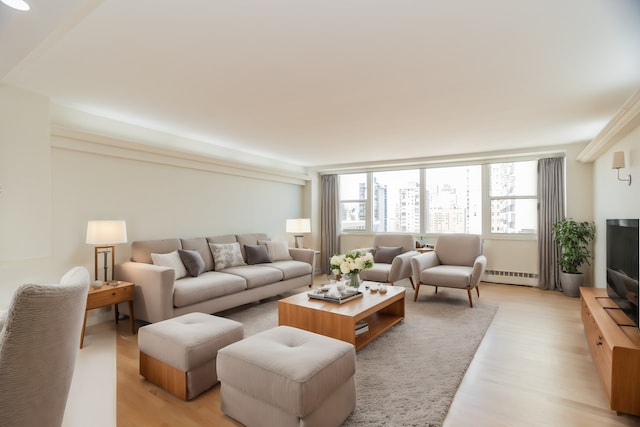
[94,245,115,282]
[294,235,304,249]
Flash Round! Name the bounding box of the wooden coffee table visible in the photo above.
[278,282,405,351]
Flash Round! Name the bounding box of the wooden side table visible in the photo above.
[81,281,135,348]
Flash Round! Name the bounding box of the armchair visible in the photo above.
[411,234,486,307]
[0,267,90,427]
[358,234,419,288]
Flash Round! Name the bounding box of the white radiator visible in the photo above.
[483,269,538,286]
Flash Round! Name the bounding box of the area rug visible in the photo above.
[221,288,498,427]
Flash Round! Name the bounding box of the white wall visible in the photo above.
[0,86,52,261]
[592,125,640,288]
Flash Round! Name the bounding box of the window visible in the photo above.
[371,170,420,233]
[488,161,537,234]
[424,166,481,234]
[339,174,367,232]
[336,159,539,236]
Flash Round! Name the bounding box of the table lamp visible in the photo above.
[286,218,311,248]
[86,220,128,284]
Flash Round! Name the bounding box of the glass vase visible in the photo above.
[347,273,361,288]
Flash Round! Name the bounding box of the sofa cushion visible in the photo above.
[221,265,283,289]
[173,272,247,308]
[374,246,403,264]
[209,242,247,271]
[264,240,292,261]
[359,263,392,282]
[178,249,206,277]
[269,260,313,280]
[181,237,215,272]
[151,250,188,280]
[245,245,272,265]
[237,233,269,261]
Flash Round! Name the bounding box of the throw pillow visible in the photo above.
[264,240,292,261]
[245,244,272,265]
[209,242,247,271]
[151,250,188,280]
[374,246,403,264]
[178,249,206,277]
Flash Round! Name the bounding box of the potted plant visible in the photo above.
[552,218,596,297]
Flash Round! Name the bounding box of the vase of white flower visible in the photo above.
[330,251,374,288]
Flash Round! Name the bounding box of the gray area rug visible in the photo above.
[221,288,497,427]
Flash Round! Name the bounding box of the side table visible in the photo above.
[81,281,135,348]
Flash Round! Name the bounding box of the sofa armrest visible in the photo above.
[115,261,176,323]
[470,255,487,288]
[288,248,315,266]
[411,252,440,285]
[388,250,419,283]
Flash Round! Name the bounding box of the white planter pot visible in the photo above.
[559,271,584,298]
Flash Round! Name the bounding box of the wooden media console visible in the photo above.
[580,287,640,416]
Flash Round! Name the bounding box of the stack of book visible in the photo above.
[355,320,369,336]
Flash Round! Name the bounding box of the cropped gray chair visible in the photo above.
[411,234,486,307]
[358,234,419,288]
[0,267,90,427]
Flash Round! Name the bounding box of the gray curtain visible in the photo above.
[320,174,339,274]
[537,157,565,290]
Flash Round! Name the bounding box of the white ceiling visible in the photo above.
[2,0,640,168]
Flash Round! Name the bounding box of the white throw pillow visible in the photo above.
[151,250,188,280]
[264,240,292,261]
[209,242,247,271]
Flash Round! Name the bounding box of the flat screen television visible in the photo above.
[606,219,639,327]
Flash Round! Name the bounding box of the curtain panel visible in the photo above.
[537,157,565,290]
[320,175,339,274]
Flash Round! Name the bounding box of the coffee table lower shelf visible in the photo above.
[278,286,405,351]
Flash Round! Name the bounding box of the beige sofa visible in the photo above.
[115,233,315,323]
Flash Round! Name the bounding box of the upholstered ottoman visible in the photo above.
[138,312,243,400]
[217,325,356,427]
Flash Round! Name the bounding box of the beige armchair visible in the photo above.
[358,234,419,288]
[0,267,90,427]
[411,234,486,307]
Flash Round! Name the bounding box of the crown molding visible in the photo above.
[577,89,640,163]
[51,127,311,186]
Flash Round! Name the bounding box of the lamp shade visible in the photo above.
[612,151,626,169]
[86,220,128,245]
[286,218,311,234]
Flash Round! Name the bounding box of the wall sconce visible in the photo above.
[86,220,128,284]
[286,218,311,248]
[612,151,632,186]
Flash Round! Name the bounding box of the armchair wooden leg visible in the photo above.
[414,283,421,302]
[434,286,438,294]
[476,286,480,297]
[409,277,415,290]
[467,288,474,308]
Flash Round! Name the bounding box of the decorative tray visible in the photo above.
[308,289,363,304]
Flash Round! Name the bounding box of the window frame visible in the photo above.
[335,155,544,239]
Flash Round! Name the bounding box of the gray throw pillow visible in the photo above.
[178,249,206,277]
[209,242,247,271]
[245,244,272,265]
[374,246,403,264]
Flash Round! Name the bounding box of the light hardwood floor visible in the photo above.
[116,280,640,426]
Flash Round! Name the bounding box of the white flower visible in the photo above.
[330,250,374,276]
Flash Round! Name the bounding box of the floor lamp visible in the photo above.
[286,218,311,248]
[86,220,128,285]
